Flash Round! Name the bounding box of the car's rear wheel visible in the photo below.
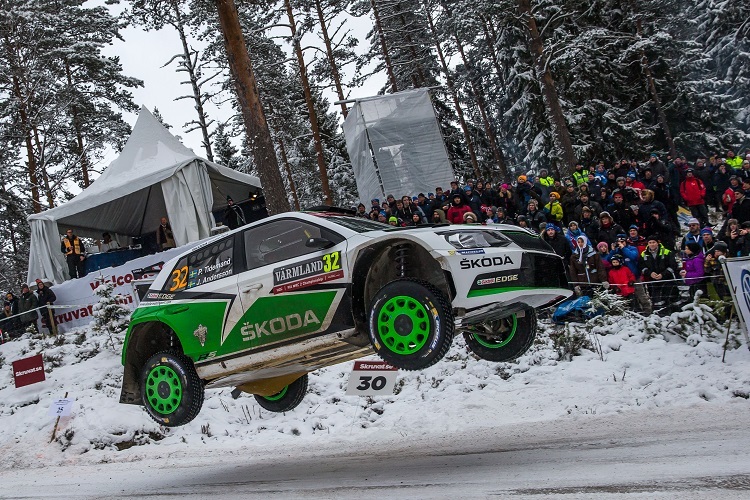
[368,278,454,370]
[141,350,204,427]
[463,310,537,362]
[254,374,308,412]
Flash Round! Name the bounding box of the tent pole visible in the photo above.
[138,185,153,236]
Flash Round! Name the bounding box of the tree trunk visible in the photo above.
[9,75,41,213]
[370,0,399,93]
[633,9,676,157]
[518,0,576,177]
[480,15,506,87]
[423,2,481,180]
[276,133,300,211]
[31,124,55,209]
[394,2,427,87]
[314,0,348,118]
[172,0,214,162]
[284,0,333,206]
[214,0,289,214]
[64,59,91,188]
[454,35,508,180]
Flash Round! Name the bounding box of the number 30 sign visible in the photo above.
[345,360,398,396]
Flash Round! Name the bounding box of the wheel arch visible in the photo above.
[120,321,185,405]
[351,239,452,332]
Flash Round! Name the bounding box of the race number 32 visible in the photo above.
[345,360,398,396]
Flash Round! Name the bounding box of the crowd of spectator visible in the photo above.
[356,150,750,309]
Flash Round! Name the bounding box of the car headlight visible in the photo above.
[440,230,511,249]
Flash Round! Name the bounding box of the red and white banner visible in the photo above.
[50,245,199,333]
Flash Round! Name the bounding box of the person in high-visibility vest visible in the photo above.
[60,229,86,279]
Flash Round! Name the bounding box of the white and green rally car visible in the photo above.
[120,209,571,426]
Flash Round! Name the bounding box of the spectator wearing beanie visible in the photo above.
[597,211,625,247]
[680,168,709,228]
[640,235,678,306]
[447,193,472,224]
[544,192,564,226]
[607,253,636,298]
[680,242,706,298]
[542,223,571,262]
[596,241,612,270]
[569,234,608,294]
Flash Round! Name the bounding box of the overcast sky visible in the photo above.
[96,1,384,170]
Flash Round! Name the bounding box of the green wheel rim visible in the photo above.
[145,365,183,415]
[472,315,518,349]
[262,386,289,401]
[377,295,431,355]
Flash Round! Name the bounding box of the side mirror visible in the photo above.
[305,237,333,249]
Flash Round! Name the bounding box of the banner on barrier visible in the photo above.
[48,244,200,333]
[721,256,750,344]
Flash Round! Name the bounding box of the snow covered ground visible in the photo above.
[1,300,749,497]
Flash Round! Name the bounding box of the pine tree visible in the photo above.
[92,282,131,350]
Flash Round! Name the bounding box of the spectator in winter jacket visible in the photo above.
[640,236,678,306]
[524,199,547,230]
[544,192,564,226]
[596,241,613,270]
[574,192,602,220]
[607,253,636,298]
[566,221,584,251]
[18,284,39,332]
[704,241,730,297]
[701,228,717,254]
[680,218,704,251]
[35,279,56,333]
[644,209,674,250]
[2,292,21,338]
[606,191,635,229]
[542,223,571,262]
[447,194,472,224]
[680,169,709,228]
[646,153,668,179]
[627,226,648,254]
[726,150,743,170]
[596,211,625,247]
[610,234,640,278]
[680,242,706,298]
[731,188,750,225]
[569,235,608,294]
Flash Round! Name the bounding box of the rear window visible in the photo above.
[318,216,393,233]
[501,230,554,253]
[163,237,234,292]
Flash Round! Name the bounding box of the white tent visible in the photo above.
[27,106,262,284]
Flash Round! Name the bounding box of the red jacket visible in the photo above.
[447,204,472,224]
[607,265,636,296]
[722,187,736,213]
[680,177,706,206]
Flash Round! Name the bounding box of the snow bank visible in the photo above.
[1,304,749,470]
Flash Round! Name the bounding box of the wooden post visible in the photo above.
[48,305,57,337]
[50,391,69,443]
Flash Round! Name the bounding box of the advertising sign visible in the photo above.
[721,256,750,345]
[346,360,398,396]
[12,354,46,388]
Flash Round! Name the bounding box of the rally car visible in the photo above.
[120,209,570,426]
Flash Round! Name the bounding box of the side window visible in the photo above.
[243,219,343,270]
[163,237,234,292]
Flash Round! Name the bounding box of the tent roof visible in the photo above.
[28,106,261,236]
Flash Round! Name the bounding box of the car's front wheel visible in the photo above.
[463,310,537,362]
[141,350,204,427]
[368,278,454,370]
[254,374,308,412]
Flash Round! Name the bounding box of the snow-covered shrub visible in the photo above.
[587,288,630,316]
[550,323,592,361]
[91,283,130,351]
[667,291,722,345]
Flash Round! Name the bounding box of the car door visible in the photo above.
[159,235,244,363]
[226,218,350,353]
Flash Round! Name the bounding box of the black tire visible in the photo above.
[254,374,308,412]
[463,310,537,362]
[141,350,204,427]
[368,278,454,370]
